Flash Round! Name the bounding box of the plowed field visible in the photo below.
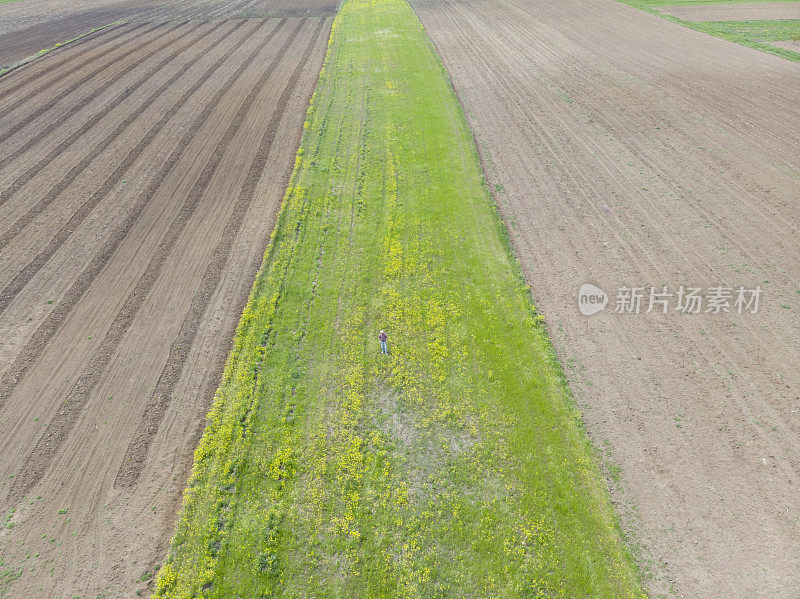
[0,0,337,68]
[0,11,332,597]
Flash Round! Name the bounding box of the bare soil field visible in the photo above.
[0,0,338,68]
[0,0,163,68]
[0,11,332,597]
[0,0,145,36]
[660,2,800,21]
[412,0,800,596]
[129,0,340,20]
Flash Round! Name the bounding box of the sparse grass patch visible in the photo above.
[151,0,644,596]
[700,17,800,40]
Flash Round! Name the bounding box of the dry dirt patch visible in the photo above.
[412,0,800,596]
[0,14,331,598]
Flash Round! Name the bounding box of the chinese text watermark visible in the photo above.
[578,284,761,316]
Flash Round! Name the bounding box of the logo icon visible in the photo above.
[578,283,608,316]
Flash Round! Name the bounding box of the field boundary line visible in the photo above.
[616,0,800,61]
[0,22,149,103]
[0,21,124,79]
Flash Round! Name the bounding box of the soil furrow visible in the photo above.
[0,4,335,595]
[0,20,158,113]
[0,0,167,68]
[447,0,800,430]
[0,21,207,172]
[457,0,800,475]
[0,22,131,95]
[0,22,204,223]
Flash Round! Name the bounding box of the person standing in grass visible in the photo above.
[379,330,388,355]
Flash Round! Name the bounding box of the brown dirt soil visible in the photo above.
[660,2,800,21]
[0,13,331,598]
[412,0,800,597]
[0,0,338,68]
[128,0,341,20]
[0,0,163,68]
[0,0,130,36]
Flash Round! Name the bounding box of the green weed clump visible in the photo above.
[151,0,644,596]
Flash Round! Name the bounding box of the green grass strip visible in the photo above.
[151,0,644,596]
